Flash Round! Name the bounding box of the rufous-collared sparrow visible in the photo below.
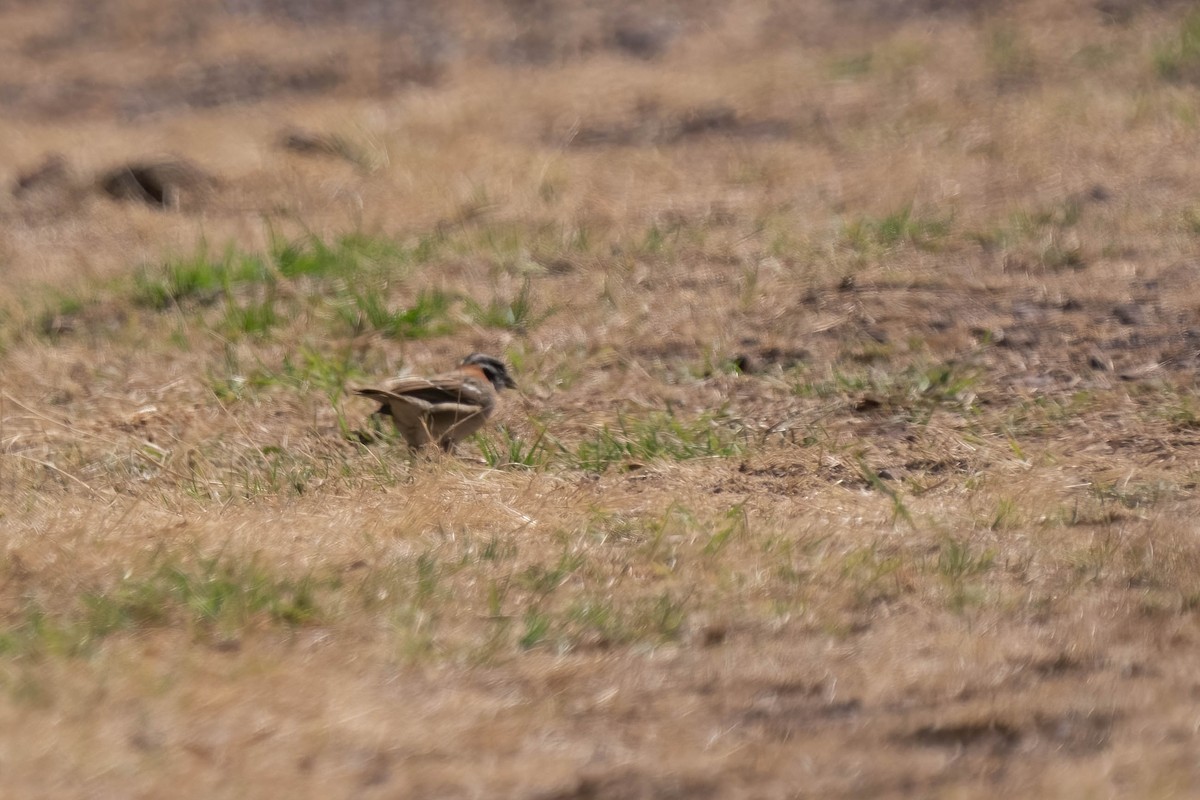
[355,353,517,450]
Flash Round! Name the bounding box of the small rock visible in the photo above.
[13,153,71,197]
[853,396,883,413]
[864,326,889,344]
[1000,328,1039,348]
[1113,303,1146,326]
[1119,362,1161,381]
[278,128,344,156]
[211,637,241,653]
[277,127,373,170]
[677,104,739,136]
[731,353,756,374]
[972,326,1005,344]
[1087,351,1114,371]
[757,347,809,370]
[609,17,676,60]
[1011,301,1041,320]
[695,623,727,647]
[99,158,216,209]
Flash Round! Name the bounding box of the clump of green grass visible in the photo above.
[1155,9,1200,82]
[229,446,323,497]
[640,221,677,255]
[465,279,553,333]
[934,536,995,611]
[0,607,94,660]
[569,591,686,646]
[829,51,873,79]
[209,346,364,403]
[570,411,743,473]
[476,424,555,469]
[798,362,978,422]
[0,556,327,659]
[1091,479,1179,511]
[134,247,268,310]
[1014,198,1082,233]
[271,232,399,280]
[990,497,1021,531]
[337,288,454,339]
[838,544,908,609]
[179,431,397,501]
[1073,43,1119,71]
[1038,238,1085,271]
[516,591,687,652]
[115,236,404,351]
[519,608,552,649]
[92,556,324,631]
[518,550,586,598]
[974,198,1085,266]
[885,363,979,415]
[272,235,351,280]
[221,288,282,338]
[842,206,952,253]
[276,347,365,397]
[702,504,748,557]
[34,292,90,341]
[133,233,420,318]
[1181,206,1200,235]
[1157,389,1200,429]
[987,24,1038,89]
[856,455,913,527]
[375,512,735,657]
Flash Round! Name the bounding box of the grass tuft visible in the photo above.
[571,412,743,473]
[465,279,553,333]
[843,206,952,253]
[1155,9,1200,82]
[0,556,327,659]
[476,424,555,469]
[935,536,996,611]
[134,248,268,310]
[338,287,454,339]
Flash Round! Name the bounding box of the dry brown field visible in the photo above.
[3,0,1200,796]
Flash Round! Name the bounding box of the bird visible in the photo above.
[354,353,517,451]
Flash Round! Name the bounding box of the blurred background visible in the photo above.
[4,0,1194,293]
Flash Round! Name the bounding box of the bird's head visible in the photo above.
[462,353,518,391]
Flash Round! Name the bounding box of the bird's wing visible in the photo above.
[354,374,491,408]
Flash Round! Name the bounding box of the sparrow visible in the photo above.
[355,353,517,450]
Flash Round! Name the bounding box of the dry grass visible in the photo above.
[3,0,1200,796]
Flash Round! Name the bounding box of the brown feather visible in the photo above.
[354,362,504,450]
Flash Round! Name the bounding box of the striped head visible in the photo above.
[462,353,517,391]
